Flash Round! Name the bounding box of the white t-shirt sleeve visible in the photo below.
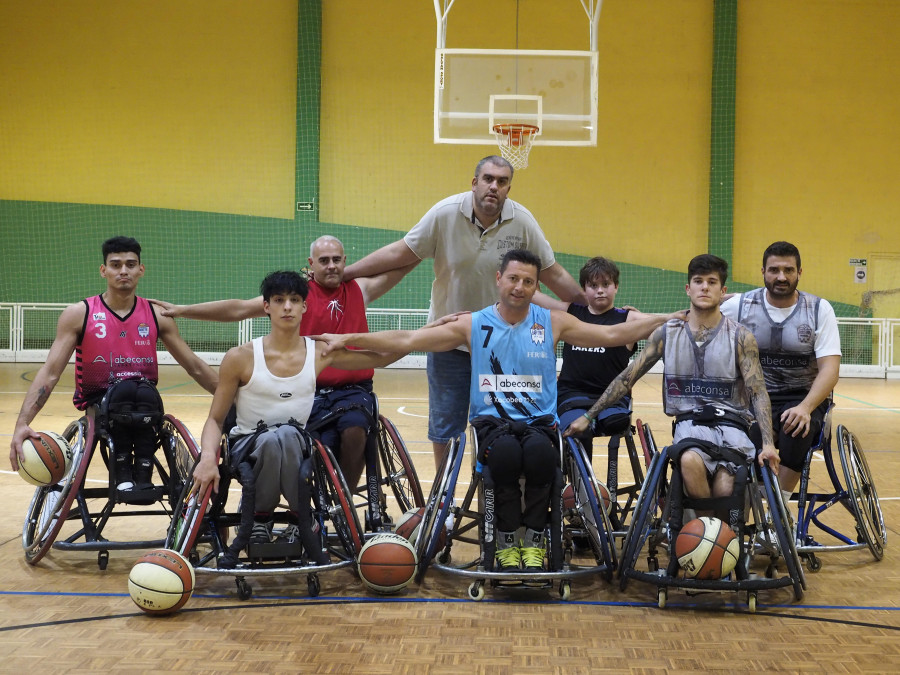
[815,300,842,358]
[720,295,740,320]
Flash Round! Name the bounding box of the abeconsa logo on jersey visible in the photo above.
[478,374,542,392]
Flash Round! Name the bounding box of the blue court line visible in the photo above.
[1,589,898,613]
[2,592,898,634]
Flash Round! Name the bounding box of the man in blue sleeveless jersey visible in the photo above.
[316,250,685,572]
[720,241,841,494]
[566,255,779,508]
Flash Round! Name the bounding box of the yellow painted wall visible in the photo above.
[735,0,900,308]
[319,0,713,274]
[0,0,297,220]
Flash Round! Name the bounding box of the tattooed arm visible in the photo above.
[563,325,667,438]
[737,327,779,469]
[9,302,85,470]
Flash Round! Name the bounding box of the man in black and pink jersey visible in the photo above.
[10,237,218,494]
[151,235,414,491]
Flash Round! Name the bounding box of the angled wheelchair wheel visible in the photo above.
[165,459,216,558]
[313,440,364,558]
[635,419,659,467]
[618,449,668,589]
[159,415,201,501]
[377,415,425,512]
[23,418,93,565]
[761,462,806,599]
[566,438,617,575]
[837,425,886,560]
[415,435,465,582]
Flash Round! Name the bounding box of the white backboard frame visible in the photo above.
[433,1,602,147]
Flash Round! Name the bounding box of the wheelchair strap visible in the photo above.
[228,418,311,473]
[674,405,751,434]
[470,414,557,462]
[556,397,597,418]
[223,420,328,565]
[305,401,376,435]
[98,377,165,433]
[666,437,750,467]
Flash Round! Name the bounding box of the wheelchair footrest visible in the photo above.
[246,540,306,561]
[625,568,795,592]
[116,485,165,505]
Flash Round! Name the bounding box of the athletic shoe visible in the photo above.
[278,523,301,544]
[521,527,546,571]
[133,457,154,490]
[114,454,134,491]
[520,546,546,572]
[249,521,273,545]
[495,546,522,572]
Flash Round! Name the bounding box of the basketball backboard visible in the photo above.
[432,1,602,147]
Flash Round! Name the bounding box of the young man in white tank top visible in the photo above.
[191,271,397,544]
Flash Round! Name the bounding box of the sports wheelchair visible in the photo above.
[559,397,653,538]
[22,379,198,569]
[166,422,363,600]
[792,400,886,572]
[618,434,806,612]
[304,390,424,535]
[414,421,617,601]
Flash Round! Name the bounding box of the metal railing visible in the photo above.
[1,302,898,378]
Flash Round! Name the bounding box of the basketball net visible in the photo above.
[491,123,539,170]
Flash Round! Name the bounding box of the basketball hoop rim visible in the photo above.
[492,123,540,135]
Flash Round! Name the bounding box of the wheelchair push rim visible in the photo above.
[22,418,92,565]
[837,425,886,560]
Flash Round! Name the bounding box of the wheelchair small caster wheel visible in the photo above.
[748,592,757,613]
[468,581,485,601]
[765,563,776,579]
[98,551,109,570]
[437,550,452,565]
[236,577,253,600]
[188,550,200,566]
[657,588,667,609]
[647,557,658,572]
[559,581,571,601]
[806,555,822,573]
[307,573,320,597]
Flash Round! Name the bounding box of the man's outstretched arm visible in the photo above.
[343,240,420,281]
[150,296,265,322]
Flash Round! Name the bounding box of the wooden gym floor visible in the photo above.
[1,363,899,673]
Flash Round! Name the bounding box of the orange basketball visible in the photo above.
[563,480,611,515]
[357,533,417,594]
[17,431,72,487]
[394,507,425,543]
[674,517,740,580]
[395,506,447,550]
[128,549,195,615]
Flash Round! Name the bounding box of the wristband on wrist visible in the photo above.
[583,412,593,422]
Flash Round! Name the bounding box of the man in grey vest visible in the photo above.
[720,241,841,495]
[566,254,778,505]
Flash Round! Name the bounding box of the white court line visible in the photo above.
[396,406,428,418]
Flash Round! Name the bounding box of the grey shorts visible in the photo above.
[673,421,754,475]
